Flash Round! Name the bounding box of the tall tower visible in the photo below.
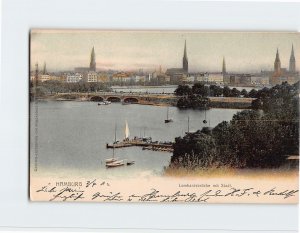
[274,48,281,75]
[182,40,188,73]
[222,57,226,75]
[90,46,96,71]
[43,62,47,75]
[289,44,296,73]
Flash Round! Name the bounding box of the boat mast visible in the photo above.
[114,124,117,142]
[187,116,190,133]
[167,107,169,120]
[125,120,130,139]
[113,124,117,158]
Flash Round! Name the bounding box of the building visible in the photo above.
[87,71,98,82]
[66,73,83,83]
[186,75,195,83]
[183,40,188,73]
[90,46,96,72]
[74,47,97,73]
[98,73,109,83]
[195,73,209,82]
[112,72,132,83]
[42,62,47,75]
[208,72,224,84]
[39,74,50,82]
[250,75,269,85]
[166,40,189,83]
[133,75,146,83]
[222,57,226,76]
[289,44,296,73]
[222,57,232,84]
[271,46,299,85]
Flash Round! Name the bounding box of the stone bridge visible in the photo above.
[86,92,177,104]
[53,92,255,108]
[62,92,179,105]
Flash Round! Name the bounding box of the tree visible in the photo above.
[230,88,241,97]
[223,86,231,97]
[210,85,223,97]
[241,89,248,97]
[248,89,258,98]
[174,85,192,96]
[170,82,299,169]
[177,97,190,108]
[192,83,209,97]
[172,132,218,168]
[177,95,210,109]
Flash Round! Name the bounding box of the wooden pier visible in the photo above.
[142,145,174,152]
[106,139,173,153]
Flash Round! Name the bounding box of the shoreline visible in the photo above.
[33,95,254,109]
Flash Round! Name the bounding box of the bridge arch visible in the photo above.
[107,96,122,102]
[90,96,104,102]
[123,97,139,103]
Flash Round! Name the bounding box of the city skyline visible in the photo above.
[31,30,300,73]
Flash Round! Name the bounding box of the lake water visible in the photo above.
[30,101,240,179]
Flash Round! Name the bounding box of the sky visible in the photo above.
[30,30,300,73]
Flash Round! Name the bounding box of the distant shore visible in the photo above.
[33,93,255,109]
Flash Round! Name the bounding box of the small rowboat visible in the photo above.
[126,161,135,166]
[106,160,125,168]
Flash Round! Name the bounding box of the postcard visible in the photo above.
[29,30,299,203]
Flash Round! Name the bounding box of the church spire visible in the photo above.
[90,46,96,71]
[289,44,296,73]
[274,48,281,74]
[184,40,187,58]
[182,40,188,73]
[43,62,47,75]
[222,56,226,75]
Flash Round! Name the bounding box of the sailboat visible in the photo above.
[203,107,208,124]
[185,116,193,134]
[106,159,125,168]
[124,120,130,141]
[164,107,173,123]
[106,124,119,164]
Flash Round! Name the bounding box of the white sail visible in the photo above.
[125,120,130,139]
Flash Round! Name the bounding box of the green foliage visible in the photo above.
[174,85,192,96]
[33,80,111,96]
[177,95,210,109]
[174,84,249,98]
[223,86,231,97]
[209,85,223,97]
[192,83,209,97]
[171,82,299,169]
[241,89,248,97]
[230,88,241,97]
[172,132,218,168]
[248,89,258,98]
